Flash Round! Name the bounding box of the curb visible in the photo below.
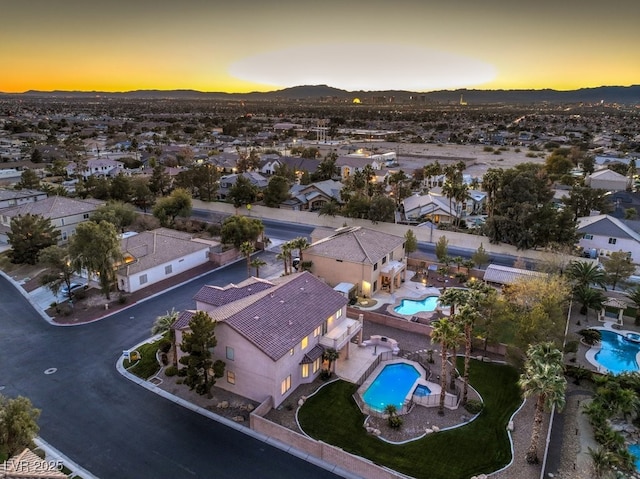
[34,436,98,479]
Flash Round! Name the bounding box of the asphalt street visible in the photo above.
[0,254,344,479]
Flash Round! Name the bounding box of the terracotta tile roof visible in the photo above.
[0,196,103,220]
[178,272,348,361]
[306,226,404,264]
[119,229,210,275]
[1,448,68,478]
[299,344,324,364]
[193,277,275,306]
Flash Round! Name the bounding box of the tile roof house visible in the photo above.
[66,158,126,179]
[173,272,359,407]
[335,155,381,181]
[0,196,103,244]
[402,193,458,224]
[482,264,547,286]
[217,172,268,200]
[282,179,343,211]
[577,214,640,263]
[0,448,68,479]
[585,169,631,192]
[305,226,407,297]
[0,188,47,209]
[117,228,214,293]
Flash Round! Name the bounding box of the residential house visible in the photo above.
[482,264,548,286]
[217,171,269,200]
[0,188,47,209]
[335,155,381,181]
[585,169,630,192]
[577,214,640,263]
[0,448,68,479]
[117,229,214,293]
[282,179,343,211]
[402,193,457,224]
[304,226,407,297]
[0,196,103,244]
[173,272,360,407]
[67,158,125,179]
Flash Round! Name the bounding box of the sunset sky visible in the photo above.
[2,0,639,93]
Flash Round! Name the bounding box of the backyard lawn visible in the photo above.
[297,359,522,479]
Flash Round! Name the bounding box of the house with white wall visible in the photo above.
[0,188,47,209]
[402,193,457,224]
[0,196,103,244]
[173,272,359,408]
[577,214,640,263]
[116,228,213,293]
[585,169,630,192]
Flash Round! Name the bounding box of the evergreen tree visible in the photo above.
[179,311,225,396]
[7,214,60,264]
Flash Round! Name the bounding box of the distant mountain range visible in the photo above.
[2,84,640,104]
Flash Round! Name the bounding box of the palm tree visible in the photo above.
[240,241,255,276]
[322,348,340,376]
[588,447,614,479]
[439,287,470,316]
[566,260,607,290]
[250,257,267,278]
[151,308,179,335]
[455,304,480,405]
[573,285,605,322]
[430,318,462,415]
[518,343,566,464]
[625,285,640,325]
[278,241,294,275]
[291,236,310,265]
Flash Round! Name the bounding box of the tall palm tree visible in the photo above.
[322,348,340,376]
[291,236,310,265]
[518,343,566,464]
[240,241,255,276]
[278,241,294,275]
[250,257,267,278]
[566,260,607,290]
[439,287,470,316]
[455,304,480,405]
[625,285,640,325]
[430,318,462,415]
[574,285,606,322]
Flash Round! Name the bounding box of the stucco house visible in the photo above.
[116,228,214,293]
[577,214,640,263]
[402,193,457,224]
[0,188,47,209]
[335,155,381,181]
[305,226,407,297]
[67,158,126,179]
[585,169,631,192]
[0,196,103,244]
[282,179,343,211]
[173,272,360,407]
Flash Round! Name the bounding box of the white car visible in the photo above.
[60,282,87,297]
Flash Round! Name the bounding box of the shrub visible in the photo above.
[158,338,172,353]
[483,146,494,152]
[564,340,579,354]
[165,365,178,377]
[388,415,403,429]
[464,399,484,414]
[72,289,87,300]
[118,294,127,304]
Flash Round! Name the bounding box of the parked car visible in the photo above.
[61,282,87,297]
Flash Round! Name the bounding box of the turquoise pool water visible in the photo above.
[363,363,421,411]
[413,384,432,397]
[629,443,640,472]
[394,296,439,315]
[594,330,640,374]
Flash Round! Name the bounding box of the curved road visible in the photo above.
[0,256,344,479]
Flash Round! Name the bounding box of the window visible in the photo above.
[227,371,235,384]
[301,364,309,378]
[373,280,378,292]
[335,308,342,319]
[313,357,321,373]
[226,346,234,361]
[373,263,378,271]
[583,234,593,240]
[313,326,321,337]
[281,375,291,395]
[83,213,89,219]
[382,256,387,264]
[165,264,173,275]
[608,238,617,245]
[301,336,308,350]
[289,348,294,356]
[139,274,148,285]
[62,231,68,241]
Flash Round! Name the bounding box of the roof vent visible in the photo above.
[280,300,285,304]
[254,316,260,320]
[288,320,293,326]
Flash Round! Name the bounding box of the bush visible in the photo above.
[72,289,87,300]
[118,294,127,304]
[564,340,579,354]
[165,365,178,376]
[464,399,484,414]
[158,338,172,353]
[388,415,403,429]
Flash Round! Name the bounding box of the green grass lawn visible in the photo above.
[123,336,166,379]
[297,359,522,479]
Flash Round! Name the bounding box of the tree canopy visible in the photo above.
[0,394,41,457]
[7,214,60,264]
[152,188,192,227]
[220,215,264,248]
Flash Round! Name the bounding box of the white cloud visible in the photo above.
[229,43,496,91]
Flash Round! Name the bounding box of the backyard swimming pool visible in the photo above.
[394,296,439,315]
[362,363,421,411]
[629,443,640,472]
[593,330,640,375]
[413,384,432,397]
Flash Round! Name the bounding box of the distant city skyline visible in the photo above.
[2,0,639,94]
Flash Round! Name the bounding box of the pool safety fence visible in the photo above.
[354,350,395,386]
